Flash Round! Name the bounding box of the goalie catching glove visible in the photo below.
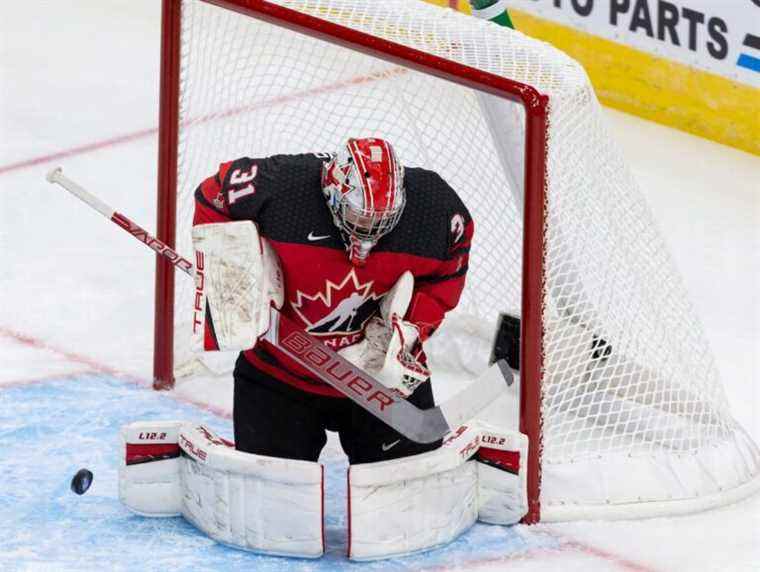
[340,271,429,397]
[191,220,284,352]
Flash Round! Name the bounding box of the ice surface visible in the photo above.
[1,1,758,570]
[0,374,556,571]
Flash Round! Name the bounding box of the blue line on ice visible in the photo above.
[0,375,555,571]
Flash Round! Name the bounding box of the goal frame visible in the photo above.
[154,0,549,523]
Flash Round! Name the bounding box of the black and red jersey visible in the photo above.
[193,153,474,397]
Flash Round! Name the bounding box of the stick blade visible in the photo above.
[437,359,513,432]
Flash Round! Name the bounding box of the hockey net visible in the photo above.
[156,0,760,522]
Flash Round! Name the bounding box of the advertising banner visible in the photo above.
[506,0,760,87]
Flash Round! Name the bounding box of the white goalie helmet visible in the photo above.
[322,138,406,266]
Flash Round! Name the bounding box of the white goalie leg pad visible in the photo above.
[191,221,284,352]
[348,423,529,560]
[348,425,483,561]
[178,424,324,558]
[476,426,529,525]
[119,421,184,516]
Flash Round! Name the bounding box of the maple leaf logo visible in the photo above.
[291,269,382,336]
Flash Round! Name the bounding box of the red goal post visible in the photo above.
[154,0,760,525]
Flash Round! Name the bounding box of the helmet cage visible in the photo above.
[337,189,405,242]
[322,138,406,245]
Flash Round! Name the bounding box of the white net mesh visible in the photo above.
[170,0,760,518]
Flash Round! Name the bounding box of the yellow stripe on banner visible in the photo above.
[422,1,759,155]
[509,10,759,156]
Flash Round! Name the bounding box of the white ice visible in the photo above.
[1,1,758,570]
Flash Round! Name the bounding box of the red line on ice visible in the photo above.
[0,68,407,176]
[0,326,231,419]
[417,534,655,572]
[0,370,99,389]
[0,326,128,378]
[0,128,158,176]
[562,539,655,572]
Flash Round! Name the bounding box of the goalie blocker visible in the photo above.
[119,420,527,560]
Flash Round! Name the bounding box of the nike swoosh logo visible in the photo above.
[307,232,331,241]
[381,439,401,452]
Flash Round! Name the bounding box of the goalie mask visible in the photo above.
[322,138,406,266]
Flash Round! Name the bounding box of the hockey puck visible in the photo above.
[70,468,93,495]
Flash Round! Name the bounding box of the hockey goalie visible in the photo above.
[118,138,528,560]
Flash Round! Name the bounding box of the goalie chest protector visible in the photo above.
[194,153,474,395]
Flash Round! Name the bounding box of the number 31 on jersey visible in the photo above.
[229,165,258,204]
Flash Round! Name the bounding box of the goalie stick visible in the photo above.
[46,167,513,443]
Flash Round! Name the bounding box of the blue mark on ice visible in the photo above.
[0,375,555,571]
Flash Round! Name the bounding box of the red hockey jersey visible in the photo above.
[193,153,473,397]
